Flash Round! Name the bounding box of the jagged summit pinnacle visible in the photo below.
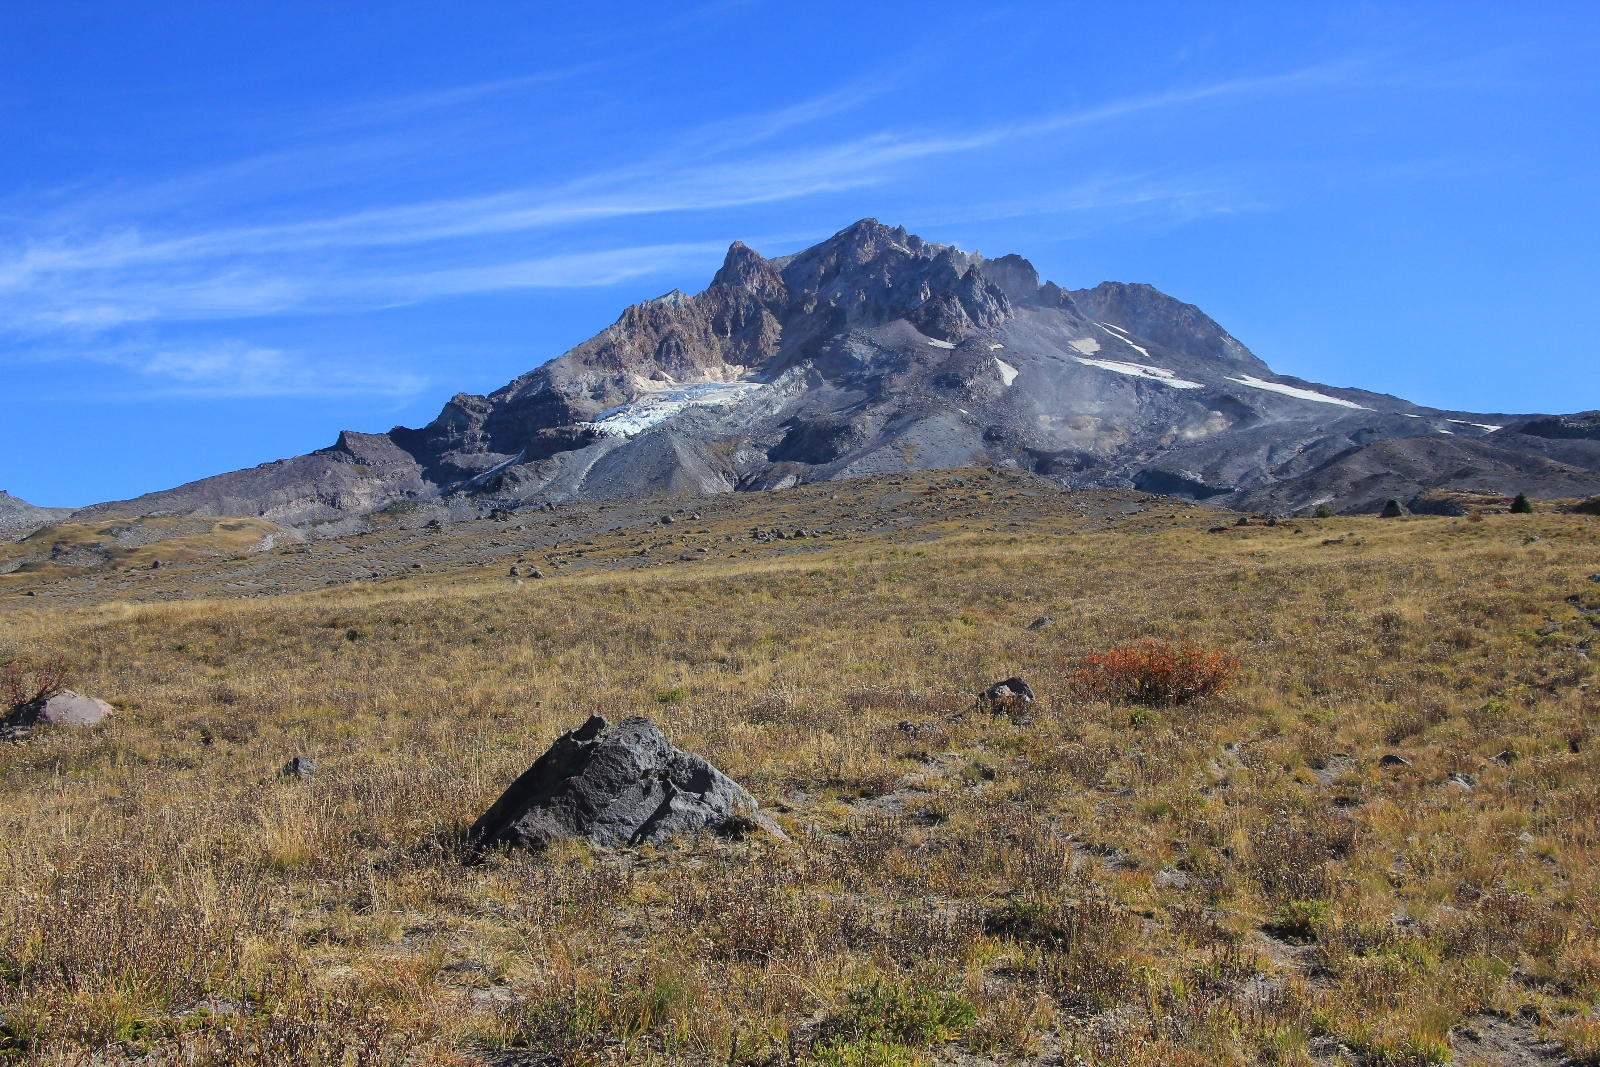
[68,221,1600,525]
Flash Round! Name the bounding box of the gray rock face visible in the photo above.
[469,715,780,850]
[61,221,1600,524]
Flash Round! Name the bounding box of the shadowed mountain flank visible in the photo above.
[63,220,1600,522]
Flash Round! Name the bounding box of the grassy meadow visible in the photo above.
[1,481,1598,1066]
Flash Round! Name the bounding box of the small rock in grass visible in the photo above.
[1029,616,1053,630]
[1154,867,1190,890]
[1446,772,1475,791]
[281,756,317,779]
[1590,574,1600,583]
[530,569,544,579]
[1379,753,1412,768]
[981,677,1035,713]
[1519,831,1536,845]
[509,566,520,576]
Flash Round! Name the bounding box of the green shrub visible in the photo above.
[813,1037,922,1067]
[1265,899,1331,942]
[815,980,975,1058]
[1314,504,1335,518]
[1510,492,1533,514]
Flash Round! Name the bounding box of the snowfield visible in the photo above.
[1096,322,1152,358]
[580,381,765,437]
[1226,374,1369,409]
[1075,358,1202,389]
[995,358,1019,386]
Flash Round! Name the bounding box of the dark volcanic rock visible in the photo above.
[981,676,1035,711]
[1514,411,1600,440]
[469,715,781,850]
[281,756,317,779]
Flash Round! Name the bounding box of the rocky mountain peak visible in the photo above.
[1070,281,1266,371]
[711,241,787,306]
[65,219,1600,524]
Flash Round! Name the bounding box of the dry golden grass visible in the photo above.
[1,517,283,581]
[1,480,1598,1065]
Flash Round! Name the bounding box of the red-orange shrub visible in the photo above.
[2,652,68,713]
[1068,640,1238,707]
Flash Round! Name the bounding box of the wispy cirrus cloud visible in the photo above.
[66,340,430,399]
[5,242,732,330]
[0,59,1362,377]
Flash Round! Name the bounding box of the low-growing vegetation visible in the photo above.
[1067,639,1239,707]
[0,480,1597,1066]
[1,650,66,713]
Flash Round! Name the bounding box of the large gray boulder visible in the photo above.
[1,689,114,741]
[469,715,782,850]
[36,690,114,727]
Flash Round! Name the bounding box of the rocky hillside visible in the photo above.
[68,220,1600,523]
[0,491,72,539]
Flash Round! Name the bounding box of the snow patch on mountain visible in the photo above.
[995,358,1019,386]
[582,381,765,438]
[1076,358,1202,389]
[1227,375,1369,409]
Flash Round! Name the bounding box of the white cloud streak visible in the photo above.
[7,62,1354,283]
[79,341,430,398]
[0,59,1364,398]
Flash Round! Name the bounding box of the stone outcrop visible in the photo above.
[469,715,782,851]
[2,689,114,741]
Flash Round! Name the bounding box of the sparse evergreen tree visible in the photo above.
[1511,492,1533,514]
[1314,503,1334,518]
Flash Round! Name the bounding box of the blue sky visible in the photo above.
[2,2,1597,507]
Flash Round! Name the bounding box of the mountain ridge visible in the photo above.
[53,219,1600,531]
